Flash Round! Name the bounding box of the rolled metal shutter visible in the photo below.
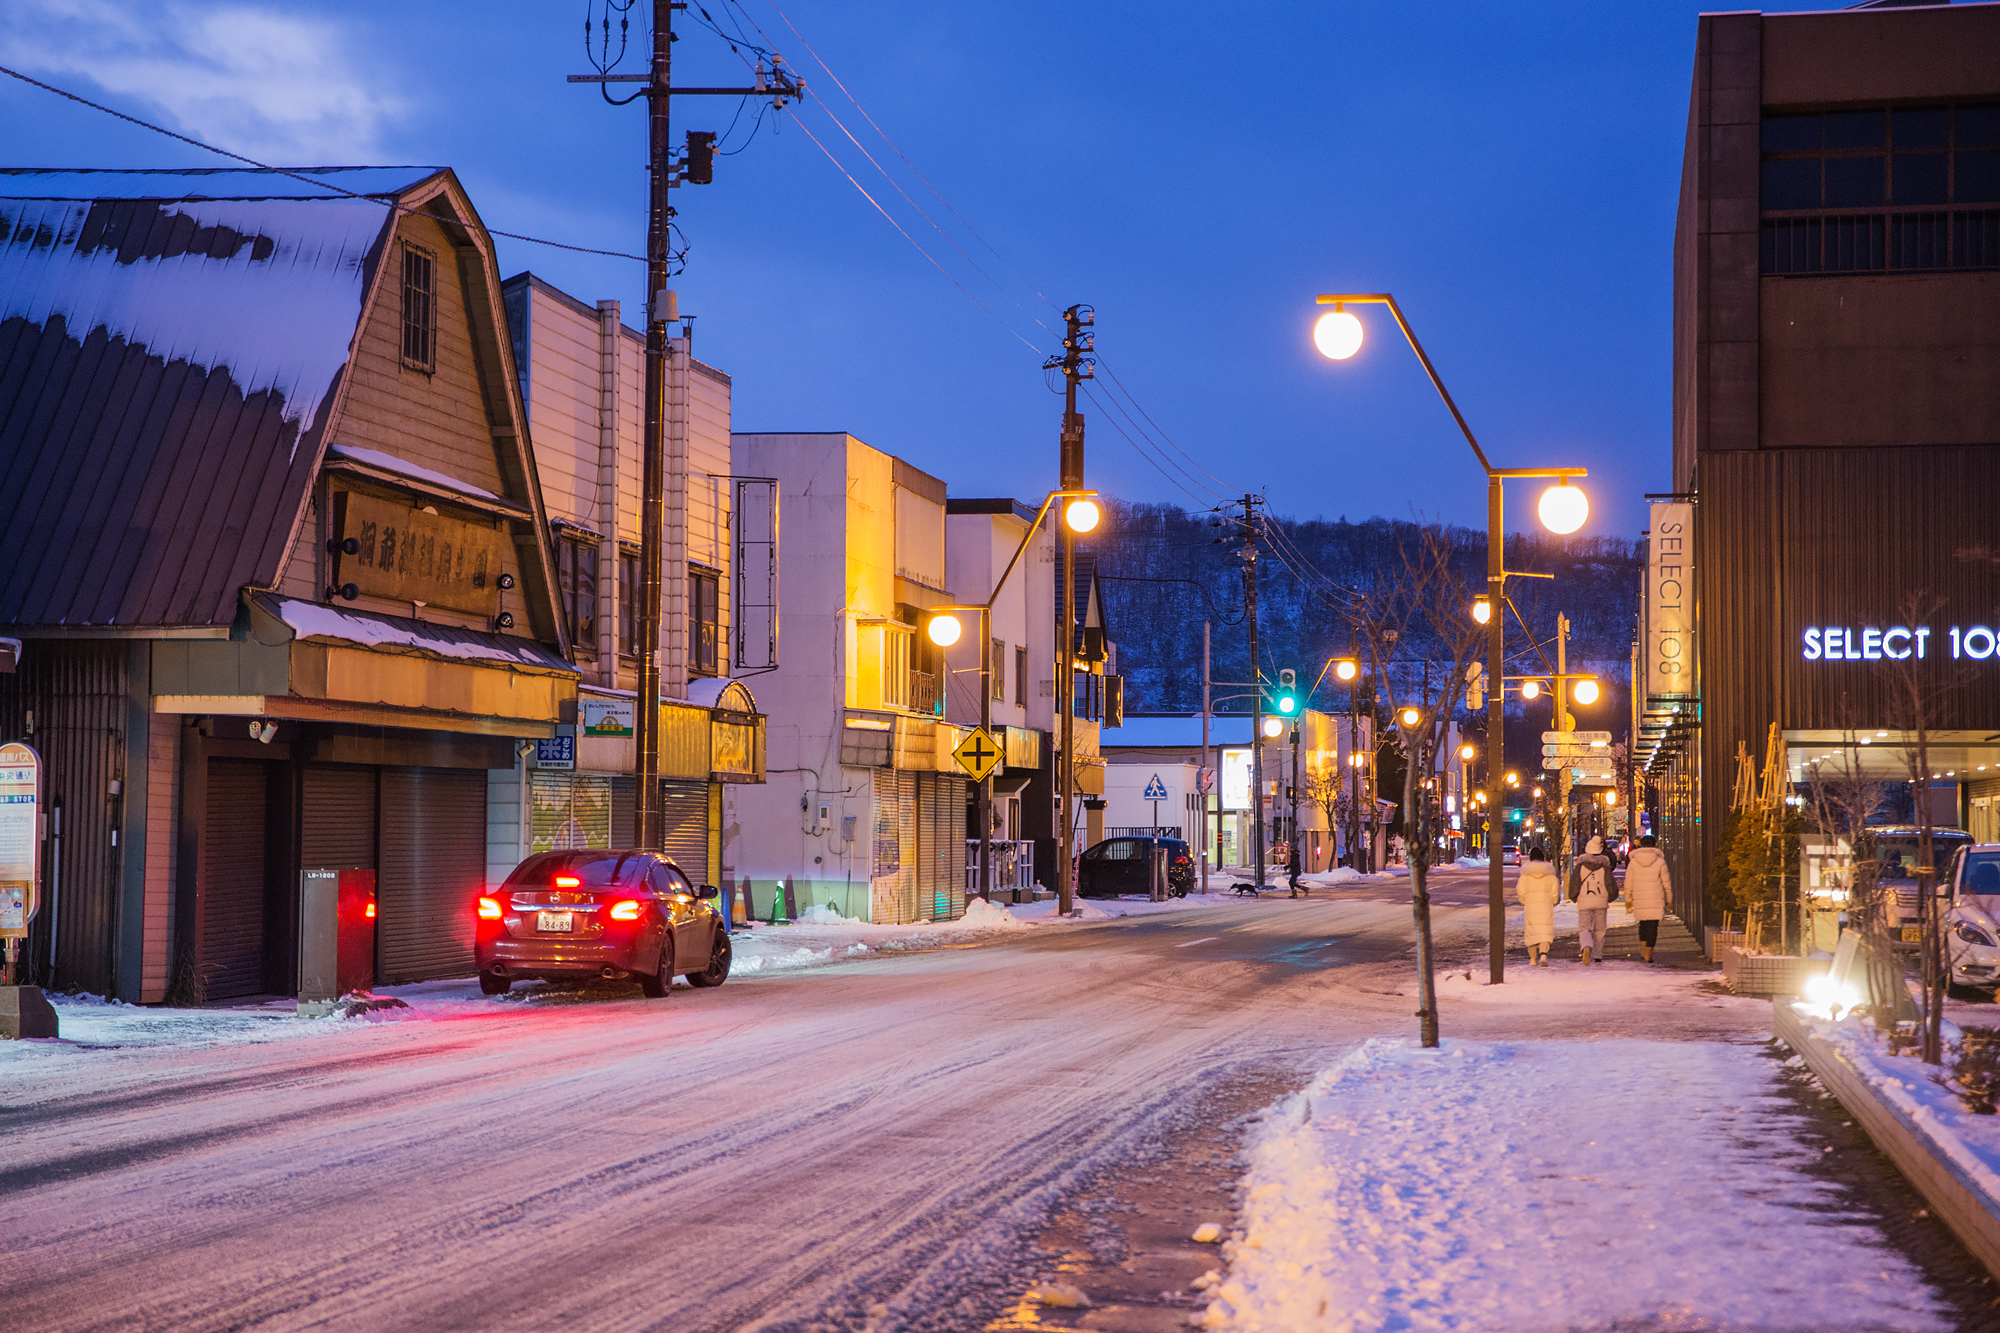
[201,759,270,1000]
[300,765,377,869]
[377,767,487,983]
[661,780,710,885]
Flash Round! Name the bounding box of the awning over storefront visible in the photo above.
[570,679,765,782]
[150,593,578,735]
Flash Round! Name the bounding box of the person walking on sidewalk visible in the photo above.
[1623,835,1672,962]
[1567,836,1617,966]
[1516,847,1561,966]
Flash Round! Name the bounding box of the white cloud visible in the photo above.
[0,0,403,162]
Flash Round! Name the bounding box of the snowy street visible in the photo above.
[1,869,1981,1331]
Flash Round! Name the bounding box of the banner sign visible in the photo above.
[579,695,636,738]
[1647,502,1694,700]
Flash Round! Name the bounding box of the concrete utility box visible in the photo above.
[0,986,57,1039]
[337,870,377,996]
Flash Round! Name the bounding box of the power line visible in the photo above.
[0,63,650,262]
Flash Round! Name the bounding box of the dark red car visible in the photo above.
[475,850,730,997]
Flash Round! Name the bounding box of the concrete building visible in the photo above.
[1655,2,2000,927]
[726,433,971,922]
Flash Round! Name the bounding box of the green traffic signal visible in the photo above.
[1275,668,1298,716]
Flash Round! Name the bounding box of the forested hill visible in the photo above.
[1088,500,1645,716]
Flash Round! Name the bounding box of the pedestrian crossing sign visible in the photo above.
[952,726,1005,783]
[1143,774,1169,801]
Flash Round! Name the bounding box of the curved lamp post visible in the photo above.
[1313,293,1588,985]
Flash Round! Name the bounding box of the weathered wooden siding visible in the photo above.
[277,495,321,601]
[143,711,178,1001]
[336,212,509,501]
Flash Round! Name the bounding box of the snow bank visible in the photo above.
[1296,868,1363,888]
[0,992,353,1065]
[1797,1005,2000,1204]
[1205,1036,1950,1332]
[1453,855,1490,869]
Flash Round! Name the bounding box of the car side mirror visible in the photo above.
[696,884,719,900]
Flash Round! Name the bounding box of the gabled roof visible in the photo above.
[0,166,447,629]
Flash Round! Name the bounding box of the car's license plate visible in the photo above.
[1901,925,1923,943]
[538,912,574,933]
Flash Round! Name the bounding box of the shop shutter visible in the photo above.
[871,771,918,923]
[202,759,270,1000]
[377,767,488,983]
[661,780,710,885]
[301,765,377,869]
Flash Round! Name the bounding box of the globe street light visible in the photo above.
[1471,595,1492,625]
[1572,678,1601,706]
[1064,498,1101,533]
[1313,308,1364,360]
[926,613,962,647]
[1538,481,1589,535]
[1333,658,1359,682]
[1520,680,1541,700]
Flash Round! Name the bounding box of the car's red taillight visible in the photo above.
[477,896,504,920]
[365,902,377,919]
[554,875,582,889]
[608,899,644,921]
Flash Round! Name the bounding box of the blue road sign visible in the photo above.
[1143,774,1169,801]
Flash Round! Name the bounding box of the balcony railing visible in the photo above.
[908,669,940,717]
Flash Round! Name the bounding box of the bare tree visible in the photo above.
[1883,594,1958,1065]
[1341,526,1486,1048]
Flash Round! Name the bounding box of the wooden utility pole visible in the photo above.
[570,2,802,849]
[1047,306,1093,916]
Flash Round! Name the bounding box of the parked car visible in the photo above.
[1500,844,1521,867]
[1866,826,1974,932]
[475,850,729,997]
[1943,843,2000,994]
[1079,836,1195,898]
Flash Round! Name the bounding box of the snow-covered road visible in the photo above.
[5,898,1468,1333]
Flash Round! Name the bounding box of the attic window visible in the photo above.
[401,243,437,372]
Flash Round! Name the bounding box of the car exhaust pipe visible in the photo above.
[489,964,509,977]
[601,965,625,980]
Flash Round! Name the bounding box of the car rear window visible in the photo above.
[1962,851,2000,895]
[504,851,650,888]
[1874,835,1970,880]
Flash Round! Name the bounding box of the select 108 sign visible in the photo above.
[1802,624,2000,661]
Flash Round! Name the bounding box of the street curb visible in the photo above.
[1773,1000,2000,1283]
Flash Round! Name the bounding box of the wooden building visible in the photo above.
[0,167,574,1002]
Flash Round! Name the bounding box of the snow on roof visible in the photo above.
[326,443,507,504]
[260,595,576,676]
[686,677,761,713]
[1101,714,1256,749]
[0,184,403,439]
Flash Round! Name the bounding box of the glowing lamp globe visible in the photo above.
[1064,498,1101,533]
[1537,483,1589,535]
[1312,311,1364,361]
[926,614,962,647]
[1572,678,1601,705]
[1262,716,1284,738]
[1520,680,1541,700]
[1334,658,1358,682]
[1471,597,1492,625]
[1460,744,1475,760]
[1399,707,1421,727]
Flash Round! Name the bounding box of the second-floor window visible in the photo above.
[1015,646,1027,706]
[990,638,1006,701]
[401,243,436,371]
[690,567,719,676]
[618,549,639,657]
[557,534,597,651]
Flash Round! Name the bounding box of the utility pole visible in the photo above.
[1047,306,1093,916]
[1289,717,1301,885]
[1201,620,1211,896]
[1556,611,1573,870]
[571,1,802,849]
[1239,494,1266,890]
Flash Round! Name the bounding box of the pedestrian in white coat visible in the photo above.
[1516,848,1561,967]
[1567,836,1618,966]
[1623,835,1672,962]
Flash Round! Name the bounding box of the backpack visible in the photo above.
[1573,860,1616,903]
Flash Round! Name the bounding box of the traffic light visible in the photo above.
[1274,668,1298,716]
[685,131,716,184]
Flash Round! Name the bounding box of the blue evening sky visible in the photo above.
[1,1,1839,541]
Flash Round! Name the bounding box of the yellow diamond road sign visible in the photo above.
[953,726,1004,782]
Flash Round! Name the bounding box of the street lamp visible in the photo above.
[1572,678,1601,706]
[1261,716,1283,738]
[1313,291,1589,989]
[1333,658,1359,682]
[1471,595,1492,625]
[923,487,1098,905]
[1520,679,1541,700]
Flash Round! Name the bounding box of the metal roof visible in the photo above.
[0,168,441,628]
